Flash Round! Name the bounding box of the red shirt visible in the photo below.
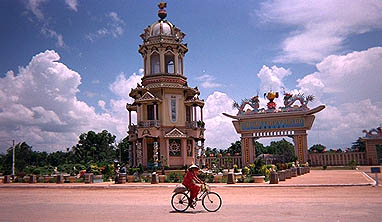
[183,170,197,186]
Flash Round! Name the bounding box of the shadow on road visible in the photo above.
[169,210,206,214]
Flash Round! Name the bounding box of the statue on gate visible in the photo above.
[264,90,279,111]
[232,95,263,115]
[281,91,314,112]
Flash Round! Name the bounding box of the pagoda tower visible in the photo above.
[126,3,205,168]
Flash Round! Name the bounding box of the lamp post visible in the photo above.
[12,140,15,178]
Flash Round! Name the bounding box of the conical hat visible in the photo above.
[189,164,200,169]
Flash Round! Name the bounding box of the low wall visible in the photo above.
[205,156,242,168]
[308,152,367,166]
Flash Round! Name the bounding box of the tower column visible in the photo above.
[181,138,187,166]
[142,138,147,167]
[165,139,170,167]
[160,48,165,73]
[128,110,132,126]
[200,107,203,122]
[153,103,157,121]
[193,106,197,122]
[174,52,179,74]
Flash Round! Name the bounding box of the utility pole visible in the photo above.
[12,140,15,177]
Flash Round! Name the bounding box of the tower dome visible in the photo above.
[151,20,173,36]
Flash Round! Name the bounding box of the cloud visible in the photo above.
[195,73,222,89]
[41,26,65,48]
[25,0,48,21]
[0,50,136,152]
[65,0,78,12]
[109,72,142,99]
[292,47,382,148]
[84,91,96,98]
[86,12,126,42]
[258,0,382,63]
[24,1,65,48]
[224,47,382,149]
[98,100,106,111]
[257,65,291,92]
[203,92,239,149]
[297,47,382,105]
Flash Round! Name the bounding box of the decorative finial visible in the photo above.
[158,2,167,20]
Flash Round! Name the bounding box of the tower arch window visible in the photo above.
[144,56,147,75]
[177,55,183,74]
[151,52,160,74]
[165,52,175,74]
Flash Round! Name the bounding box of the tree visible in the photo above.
[72,130,116,164]
[254,141,265,157]
[309,144,326,153]
[266,139,296,163]
[351,137,365,152]
[226,141,241,156]
[116,136,130,165]
[3,142,34,174]
[47,151,68,166]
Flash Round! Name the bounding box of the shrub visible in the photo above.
[128,168,140,175]
[32,168,41,175]
[244,176,254,183]
[166,172,184,183]
[322,165,327,170]
[233,165,239,173]
[242,167,249,175]
[348,160,357,170]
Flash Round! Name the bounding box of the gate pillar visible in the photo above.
[293,131,308,163]
[241,133,255,166]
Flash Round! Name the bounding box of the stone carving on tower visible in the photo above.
[126,2,205,168]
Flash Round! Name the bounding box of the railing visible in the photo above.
[186,121,197,129]
[205,156,242,168]
[138,120,160,128]
[308,152,367,166]
[186,121,205,129]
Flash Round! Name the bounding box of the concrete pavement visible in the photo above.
[0,170,376,189]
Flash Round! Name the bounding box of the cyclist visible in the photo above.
[182,164,204,208]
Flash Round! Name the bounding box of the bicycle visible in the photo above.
[171,183,222,212]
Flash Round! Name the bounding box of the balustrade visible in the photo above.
[138,120,160,128]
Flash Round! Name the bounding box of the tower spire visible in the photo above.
[158,2,167,20]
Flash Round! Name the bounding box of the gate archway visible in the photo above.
[224,92,325,165]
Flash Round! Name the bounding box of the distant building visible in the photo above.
[126,4,205,168]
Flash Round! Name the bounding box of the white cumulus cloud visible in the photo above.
[296,47,382,147]
[258,0,382,63]
[203,92,239,149]
[0,50,137,152]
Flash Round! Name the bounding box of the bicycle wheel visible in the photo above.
[202,191,222,212]
[171,192,190,212]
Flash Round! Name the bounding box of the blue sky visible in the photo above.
[1,0,382,152]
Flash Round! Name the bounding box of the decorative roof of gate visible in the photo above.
[165,128,186,138]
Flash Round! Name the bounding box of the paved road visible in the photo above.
[0,186,381,222]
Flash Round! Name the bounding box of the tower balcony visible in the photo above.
[128,124,137,133]
[138,120,160,128]
[186,121,205,129]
